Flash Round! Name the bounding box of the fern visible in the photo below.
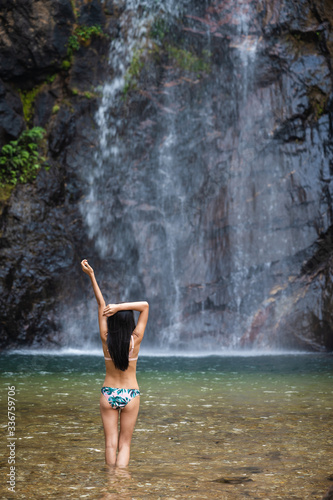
[0,127,48,188]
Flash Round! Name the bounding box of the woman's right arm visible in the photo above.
[81,259,107,338]
[103,301,149,341]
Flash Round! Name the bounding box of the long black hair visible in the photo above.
[106,310,136,371]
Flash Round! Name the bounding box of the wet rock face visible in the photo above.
[0,78,25,144]
[0,0,74,85]
[81,0,333,351]
[0,96,101,348]
[247,228,333,352]
[0,0,110,348]
[0,0,333,351]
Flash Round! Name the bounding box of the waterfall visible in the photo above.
[224,0,261,346]
[78,0,327,351]
[79,0,195,347]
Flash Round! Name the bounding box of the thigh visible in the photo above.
[119,395,140,441]
[100,394,119,439]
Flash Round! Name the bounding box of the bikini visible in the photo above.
[101,335,140,409]
[103,335,138,363]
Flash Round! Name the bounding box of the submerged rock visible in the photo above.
[213,476,253,484]
[323,485,333,500]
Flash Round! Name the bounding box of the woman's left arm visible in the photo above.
[103,301,149,342]
[81,259,107,338]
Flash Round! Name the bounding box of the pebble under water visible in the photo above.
[0,353,332,499]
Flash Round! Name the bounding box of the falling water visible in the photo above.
[79,0,268,349]
[83,1,163,255]
[78,0,323,351]
[225,0,261,345]
[80,0,195,343]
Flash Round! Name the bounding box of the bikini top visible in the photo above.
[104,335,138,362]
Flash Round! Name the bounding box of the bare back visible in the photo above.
[101,335,141,389]
[98,301,148,390]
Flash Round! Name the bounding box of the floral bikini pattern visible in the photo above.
[101,387,140,409]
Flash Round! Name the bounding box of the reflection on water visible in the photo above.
[0,354,332,499]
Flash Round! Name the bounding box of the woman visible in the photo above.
[81,259,149,467]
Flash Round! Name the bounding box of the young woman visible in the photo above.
[81,259,149,467]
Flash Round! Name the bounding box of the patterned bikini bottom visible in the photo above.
[101,386,140,409]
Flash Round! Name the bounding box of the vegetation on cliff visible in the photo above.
[122,17,211,98]
[0,127,47,188]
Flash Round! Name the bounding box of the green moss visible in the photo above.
[52,104,60,114]
[150,18,170,42]
[123,49,146,97]
[0,127,48,188]
[61,59,71,71]
[70,0,78,19]
[129,50,145,78]
[122,36,211,99]
[67,24,105,58]
[68,34,80,53]
[76,24,104,42]
[61,99,75,113]
[122,43,211,99]
[46,73,57,84]
[69,88,98,99]
[166,45,211,76]
[0,184,15,204]
[308,86,328,120]
[19,74,61,124]
[19,87,41,123]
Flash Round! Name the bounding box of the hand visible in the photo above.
[103,304,118,317]
[81,259,94,277]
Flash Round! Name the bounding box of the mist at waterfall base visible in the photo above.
[68,0,332,354]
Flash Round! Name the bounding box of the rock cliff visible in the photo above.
[0,0,111,347]
[0,0,332,351]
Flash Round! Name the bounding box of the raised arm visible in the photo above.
[81,259,107,337]
[103,301,149,342]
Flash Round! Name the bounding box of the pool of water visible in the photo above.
[0,353,332,499]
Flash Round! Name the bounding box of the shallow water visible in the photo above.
[1,353,333,499]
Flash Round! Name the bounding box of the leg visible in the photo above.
[100,394,119,465]
[116,395,140,467]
